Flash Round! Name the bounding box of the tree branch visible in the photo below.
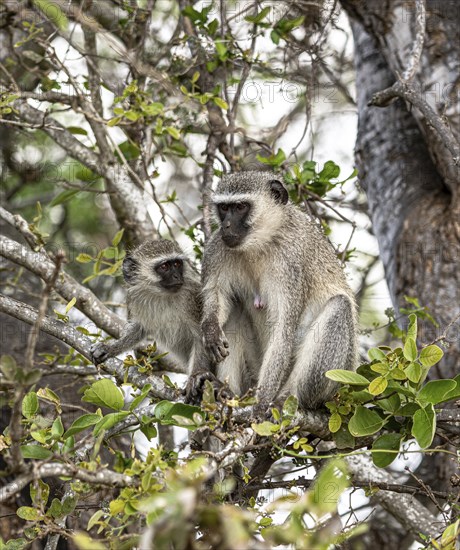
[0,294,176,402]
[0,462,136,503]
[346,454,443,541]
[368,80,460,167]
[0,234,122,337]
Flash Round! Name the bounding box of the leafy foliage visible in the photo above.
[326,314,458,462]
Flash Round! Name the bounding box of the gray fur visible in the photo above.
[91,239,259,397]
[202,172,358,410]
[91,239,207,373]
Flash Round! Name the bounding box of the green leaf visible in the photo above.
[318,160,340,181]
[124,110,140,121]
[368,348,387,361]
[48,498,63,519]
[82,379,124,411]
[419,345,444,367]
[63,414,102,439]
[67,126,88,135]
[251,421,280,436]
[443,375,460,402]
[76,253,93,263]
[328,413,342,433]
[276,15,305,33]
[73,532,107,550]
[65,297,76,314]
[282,395,298,418]
[129,384,152,411]
[368,376,388,396]
[22,392,39,419]
[20,445,53,459]
[256,148,286,167]
[333,426,355,449]
[63,435,75,454]
[398,403,420,416]
[245,6,271,24]
[140,423,158,441]
[411,404,435,448]
[372,433,403,467]
[37,387,60,407]
[417,379,457,405]
[403,337,417,362]
[377,393,401,414]
[111,229,124,247]
[370,362,389,375]
[325,370,369,385]
[107,116,122,127]
[215,40,228,61]
[166,127,181,140]
[93,411,130,436]
[87,509,105,531]
[30,479,50,507]
[50,189,79,206]
[32,0,68,30]
[308,459,348,515]
[405,362,422,383]
[407,314,417,340]
[62,495,77,515]
[270,30,280,44]
[153,401,203,426]
[0,354,17,380]
[51,417,64,437]
[390,368,407,381]
[17,506,41,521]
[213,97,229,110]
[348,406,384,437]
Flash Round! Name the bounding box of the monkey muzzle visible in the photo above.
[222,233,243,248]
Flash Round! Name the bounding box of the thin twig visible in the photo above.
[401,0,426,82]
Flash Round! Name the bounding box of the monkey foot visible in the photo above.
[184,371,233,405]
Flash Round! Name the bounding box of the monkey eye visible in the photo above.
[219,204,229,212]
[158,262,169,271]
[236,202,249,211]
[173,260,182,268]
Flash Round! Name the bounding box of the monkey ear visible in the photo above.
[122,256,138,283]
[269,180,289,205]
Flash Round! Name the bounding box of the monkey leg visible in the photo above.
[286,294,356,410]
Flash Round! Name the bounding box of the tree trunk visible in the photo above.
[340,0,459,373]
[337,1,459,545]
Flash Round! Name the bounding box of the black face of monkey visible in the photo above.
[217,202,251,248]
[154,259,184,291]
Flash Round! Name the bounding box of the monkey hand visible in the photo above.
[201,314,229,363]
[90,342,111,365]
[184,371,233,405]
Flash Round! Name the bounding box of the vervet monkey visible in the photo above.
[201,172,358,413]
[90,239,258,400]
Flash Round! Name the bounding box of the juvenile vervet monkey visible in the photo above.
[201,171,358,413]
[90,239,257,399]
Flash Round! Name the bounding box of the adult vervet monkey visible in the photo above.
[201,171,357,414]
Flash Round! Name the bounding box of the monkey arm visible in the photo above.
[201,284,234,364]
[90,321,146,365]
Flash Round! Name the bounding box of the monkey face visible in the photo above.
[217,202,251,248]
[154,259,184,292]
[212,176,290,249]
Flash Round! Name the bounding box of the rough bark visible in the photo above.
[336,1,459,546]
[340,0,459,377]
